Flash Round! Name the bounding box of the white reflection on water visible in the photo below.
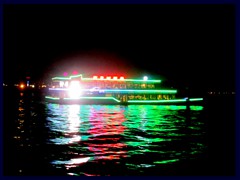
[47,104,81,145]
[52,157,91,166]
[68,105,81,133]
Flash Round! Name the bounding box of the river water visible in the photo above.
[3,88,235,176]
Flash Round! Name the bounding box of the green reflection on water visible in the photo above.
[122,105,205,163]
[154,159,179,164]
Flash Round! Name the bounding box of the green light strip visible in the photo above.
[45,96,203,104]
[64,97,121,102]
[70,74,83,78]
[52,77,70,80]
[45,96,60,100]
[154,159,179,164]
[52,74,161,83]
[103,89,177,94]
[128,99,186,103]
[189,98,203,101]
[81,78,93,81]
[52,74,83,80]
[128,98,203,103]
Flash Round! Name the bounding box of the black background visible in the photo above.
[4,4,235,92]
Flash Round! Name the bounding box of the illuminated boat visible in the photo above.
[45,74,203,105]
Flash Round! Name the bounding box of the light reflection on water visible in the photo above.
[44,103,206,175]
[7,90,234,176]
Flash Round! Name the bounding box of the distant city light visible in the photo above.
[63,72,68,76]
[20,84,25,89]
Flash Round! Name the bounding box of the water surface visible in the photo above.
[4,89,234,176]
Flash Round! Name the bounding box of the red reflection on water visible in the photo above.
[85,106,128,160]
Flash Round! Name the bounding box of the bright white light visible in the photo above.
[68,81,81,99]
[60,81,64,87]
[143,76,148,81]
[65,81,69,87]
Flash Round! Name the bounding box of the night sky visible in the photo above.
[3,4,235,91]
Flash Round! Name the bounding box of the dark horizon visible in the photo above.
[3,4,235,91]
